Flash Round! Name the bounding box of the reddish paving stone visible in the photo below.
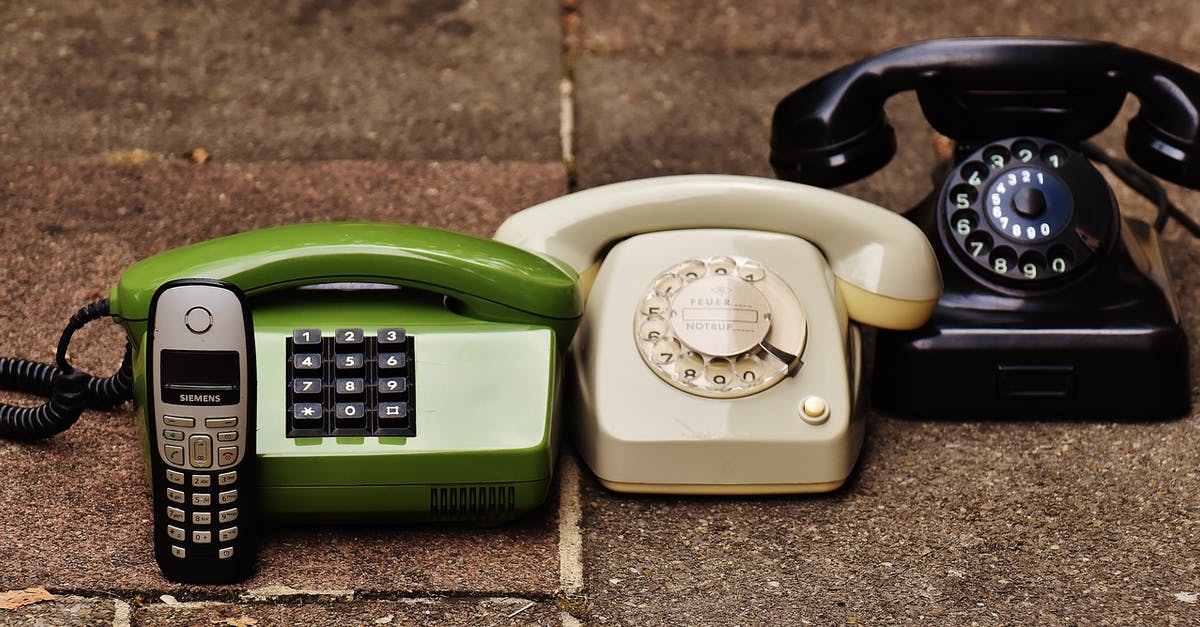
[134,597,560,626]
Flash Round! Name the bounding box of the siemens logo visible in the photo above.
[181,394,221,403]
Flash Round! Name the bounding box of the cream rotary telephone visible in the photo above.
[496,175,942,494]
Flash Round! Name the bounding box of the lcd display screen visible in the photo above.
[160,350,239,389]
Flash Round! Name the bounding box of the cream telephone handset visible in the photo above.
[496,175,942,494]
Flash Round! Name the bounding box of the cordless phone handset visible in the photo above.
[145,279,256,584]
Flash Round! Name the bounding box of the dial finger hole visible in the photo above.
[1048,244,1075,274]
[705,358,734,389]
[734,355,765,385]
[949,185,978,210]
[653,274,683,297]
[960,161,988,186]
[640,295,668,317]
[639,318,668,341]
[708,257,736,276]
[988,246,1018,275]
[650,338,680,365]
[1018,250,1047,280]
[951,209,978,236]
[737,259,766,282]
[1012,140,1039,164]
[675,259,707,282]
[677,352,703,381]
[964,231,993,259]
[983,145,1010,169]
[1041,144,1068,168]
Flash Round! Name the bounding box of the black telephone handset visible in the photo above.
[770,38,1199,419]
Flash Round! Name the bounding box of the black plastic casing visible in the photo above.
[872,200,1190,420]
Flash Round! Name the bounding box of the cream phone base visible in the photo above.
[572,229,865,493]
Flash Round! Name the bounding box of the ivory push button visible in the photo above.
[799,396,830,425]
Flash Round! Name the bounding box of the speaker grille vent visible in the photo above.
[429,485,516,521]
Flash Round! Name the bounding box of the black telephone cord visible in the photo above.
[0,298,134,440]
[1080,142,1200,238]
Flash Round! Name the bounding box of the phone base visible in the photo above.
[257,479,551,524]
[596,478,847,495]
[873,321,1190,420]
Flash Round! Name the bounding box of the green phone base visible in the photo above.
[134,289,561,524]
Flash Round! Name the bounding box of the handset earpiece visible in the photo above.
[769,69,898,188]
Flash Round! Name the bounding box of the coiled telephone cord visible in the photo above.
[1080,142,1200,238]
[0,298,134,439]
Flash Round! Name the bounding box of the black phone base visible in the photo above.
[872,317,1190,420]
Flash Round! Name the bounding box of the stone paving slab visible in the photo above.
[134,596,561,626]
[578,0,1200,59]
[0,0,562,162]
[0,159,566,595]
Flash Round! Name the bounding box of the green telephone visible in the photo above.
[1,222,581,583]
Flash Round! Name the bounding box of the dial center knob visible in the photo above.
[1011,187,1047,218]
[670,275,771,357]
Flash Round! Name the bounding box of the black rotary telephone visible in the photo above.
[770,38,1200,419]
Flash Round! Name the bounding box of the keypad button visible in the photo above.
[192,511,212,525]
[378,377,407,395]
[336,378,364,395]
[192,493,212,507]
[218,471,237,486]
[171,545,186,559]
[735,355,765,385]
[293,403,323,421]
[292,353,322,370]
[218,508,238,523]
[218,489,238,505]
[708,257,736,276]
[379,402,408,419]
[217,431,238,442]
[378,353,406,370]
[192,530,212,544]
[163,445,185,466]
[336,403,365,422]
[166,506,186,523]
[653,274,683,297]
[165,469,185,485]
[336,353,363,371]
[167,525,185,541]
[293,378,323,396]
[162,415,195,428]
[217,446,239,467]
[162,429,184,441]
[166,488,185,504]
[292,329,322,345]
[219,526,239,542]
[737,260,766,282]
[191,474,212,488]
[189,434,213,468]
[218,547,234,560]
[205,417,238,428]
[334,328,364,345]
[377,328,406,345]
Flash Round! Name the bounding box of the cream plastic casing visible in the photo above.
[494,174,941,493]
[575,229,863,492]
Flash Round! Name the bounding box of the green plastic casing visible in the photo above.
[110,223,582,523]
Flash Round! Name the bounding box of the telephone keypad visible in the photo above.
[159,466,243,560]
[634,256,807,399]
[285,329,416,437]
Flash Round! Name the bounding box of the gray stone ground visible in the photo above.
[2,1,1199,625]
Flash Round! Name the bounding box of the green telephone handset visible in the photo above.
[2,221,581,584]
